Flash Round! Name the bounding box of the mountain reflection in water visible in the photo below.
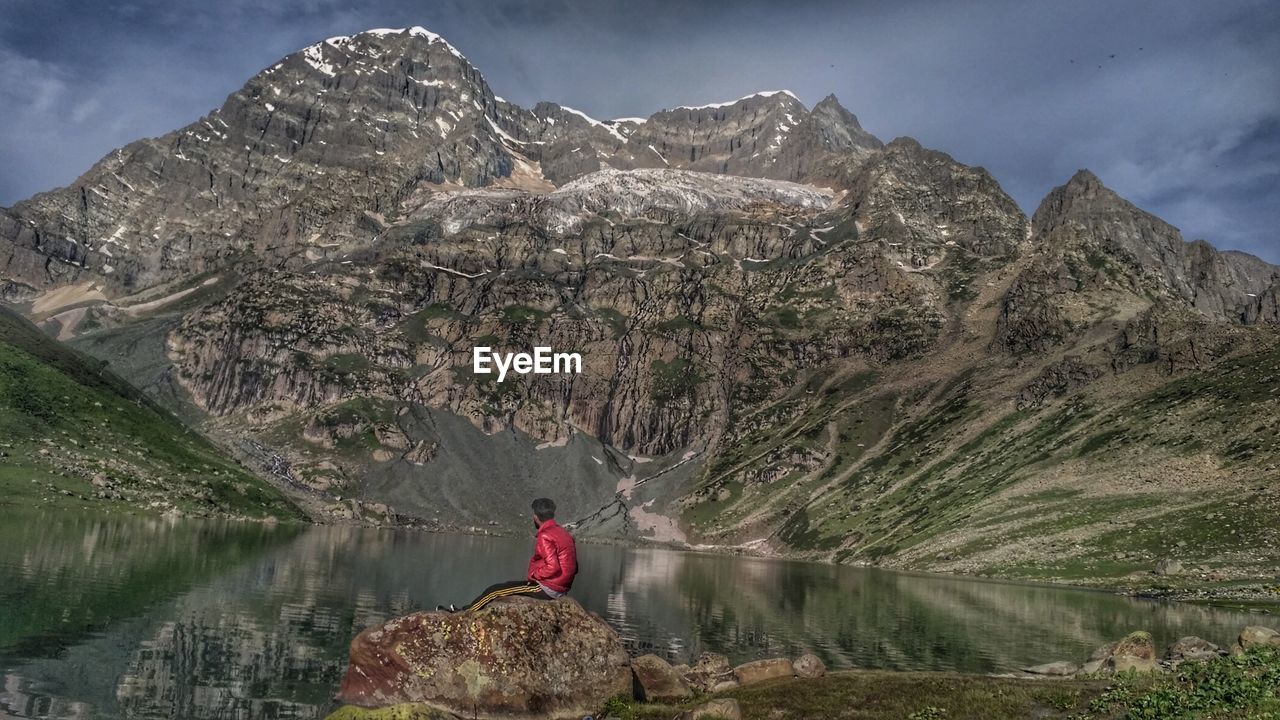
[0,511,1266,719]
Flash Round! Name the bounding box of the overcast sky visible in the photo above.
[1,0,1276,261]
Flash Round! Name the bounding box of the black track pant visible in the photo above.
[461,580,551,612]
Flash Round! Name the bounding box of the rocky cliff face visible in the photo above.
[163,136,1027,459]
[995,170,1279,357]
[2,28,518,296]
[0,28,877,302]
[514,90,883,187]
[4,25,1278,585]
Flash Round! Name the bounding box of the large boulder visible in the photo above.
[1232,625,1280,655]
[335,598,631,719]
[1083,631,1159,674]
[631,654,692,703]
[1163,636,1224,665]
[733,658,795,686]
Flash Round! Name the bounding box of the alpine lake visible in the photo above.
[0,509,1268,719]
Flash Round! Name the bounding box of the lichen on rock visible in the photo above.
[336,597,631,719]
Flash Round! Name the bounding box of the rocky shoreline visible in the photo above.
[1014,626,1280,678]
[323,596,1280,720]
[324,596,836,720]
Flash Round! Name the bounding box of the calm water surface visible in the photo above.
[0,510,1268,719]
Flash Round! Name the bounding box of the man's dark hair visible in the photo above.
[531,498,556,521]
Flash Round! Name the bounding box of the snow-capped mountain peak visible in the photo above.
[674,89,802,111]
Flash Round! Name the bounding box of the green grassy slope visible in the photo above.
[687,333,1280,589]
[0,305,302,520]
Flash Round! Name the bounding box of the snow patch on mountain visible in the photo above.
[559,105,627,143]
[299,26,466,78]
[408,168,832,237]
[302,43,338,76]
[359,26,466,59]
[674,89,801,111]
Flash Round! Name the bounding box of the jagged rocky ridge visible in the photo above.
[0,27,877,299]
[3,26,1278,583]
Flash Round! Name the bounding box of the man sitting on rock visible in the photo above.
[438,497,578,613]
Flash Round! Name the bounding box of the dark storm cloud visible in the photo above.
[1,0,1276,261]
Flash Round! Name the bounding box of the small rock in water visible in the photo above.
[733,658,795,686]
[792,653,827,678]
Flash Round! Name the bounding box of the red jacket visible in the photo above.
[527,519,577,593]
